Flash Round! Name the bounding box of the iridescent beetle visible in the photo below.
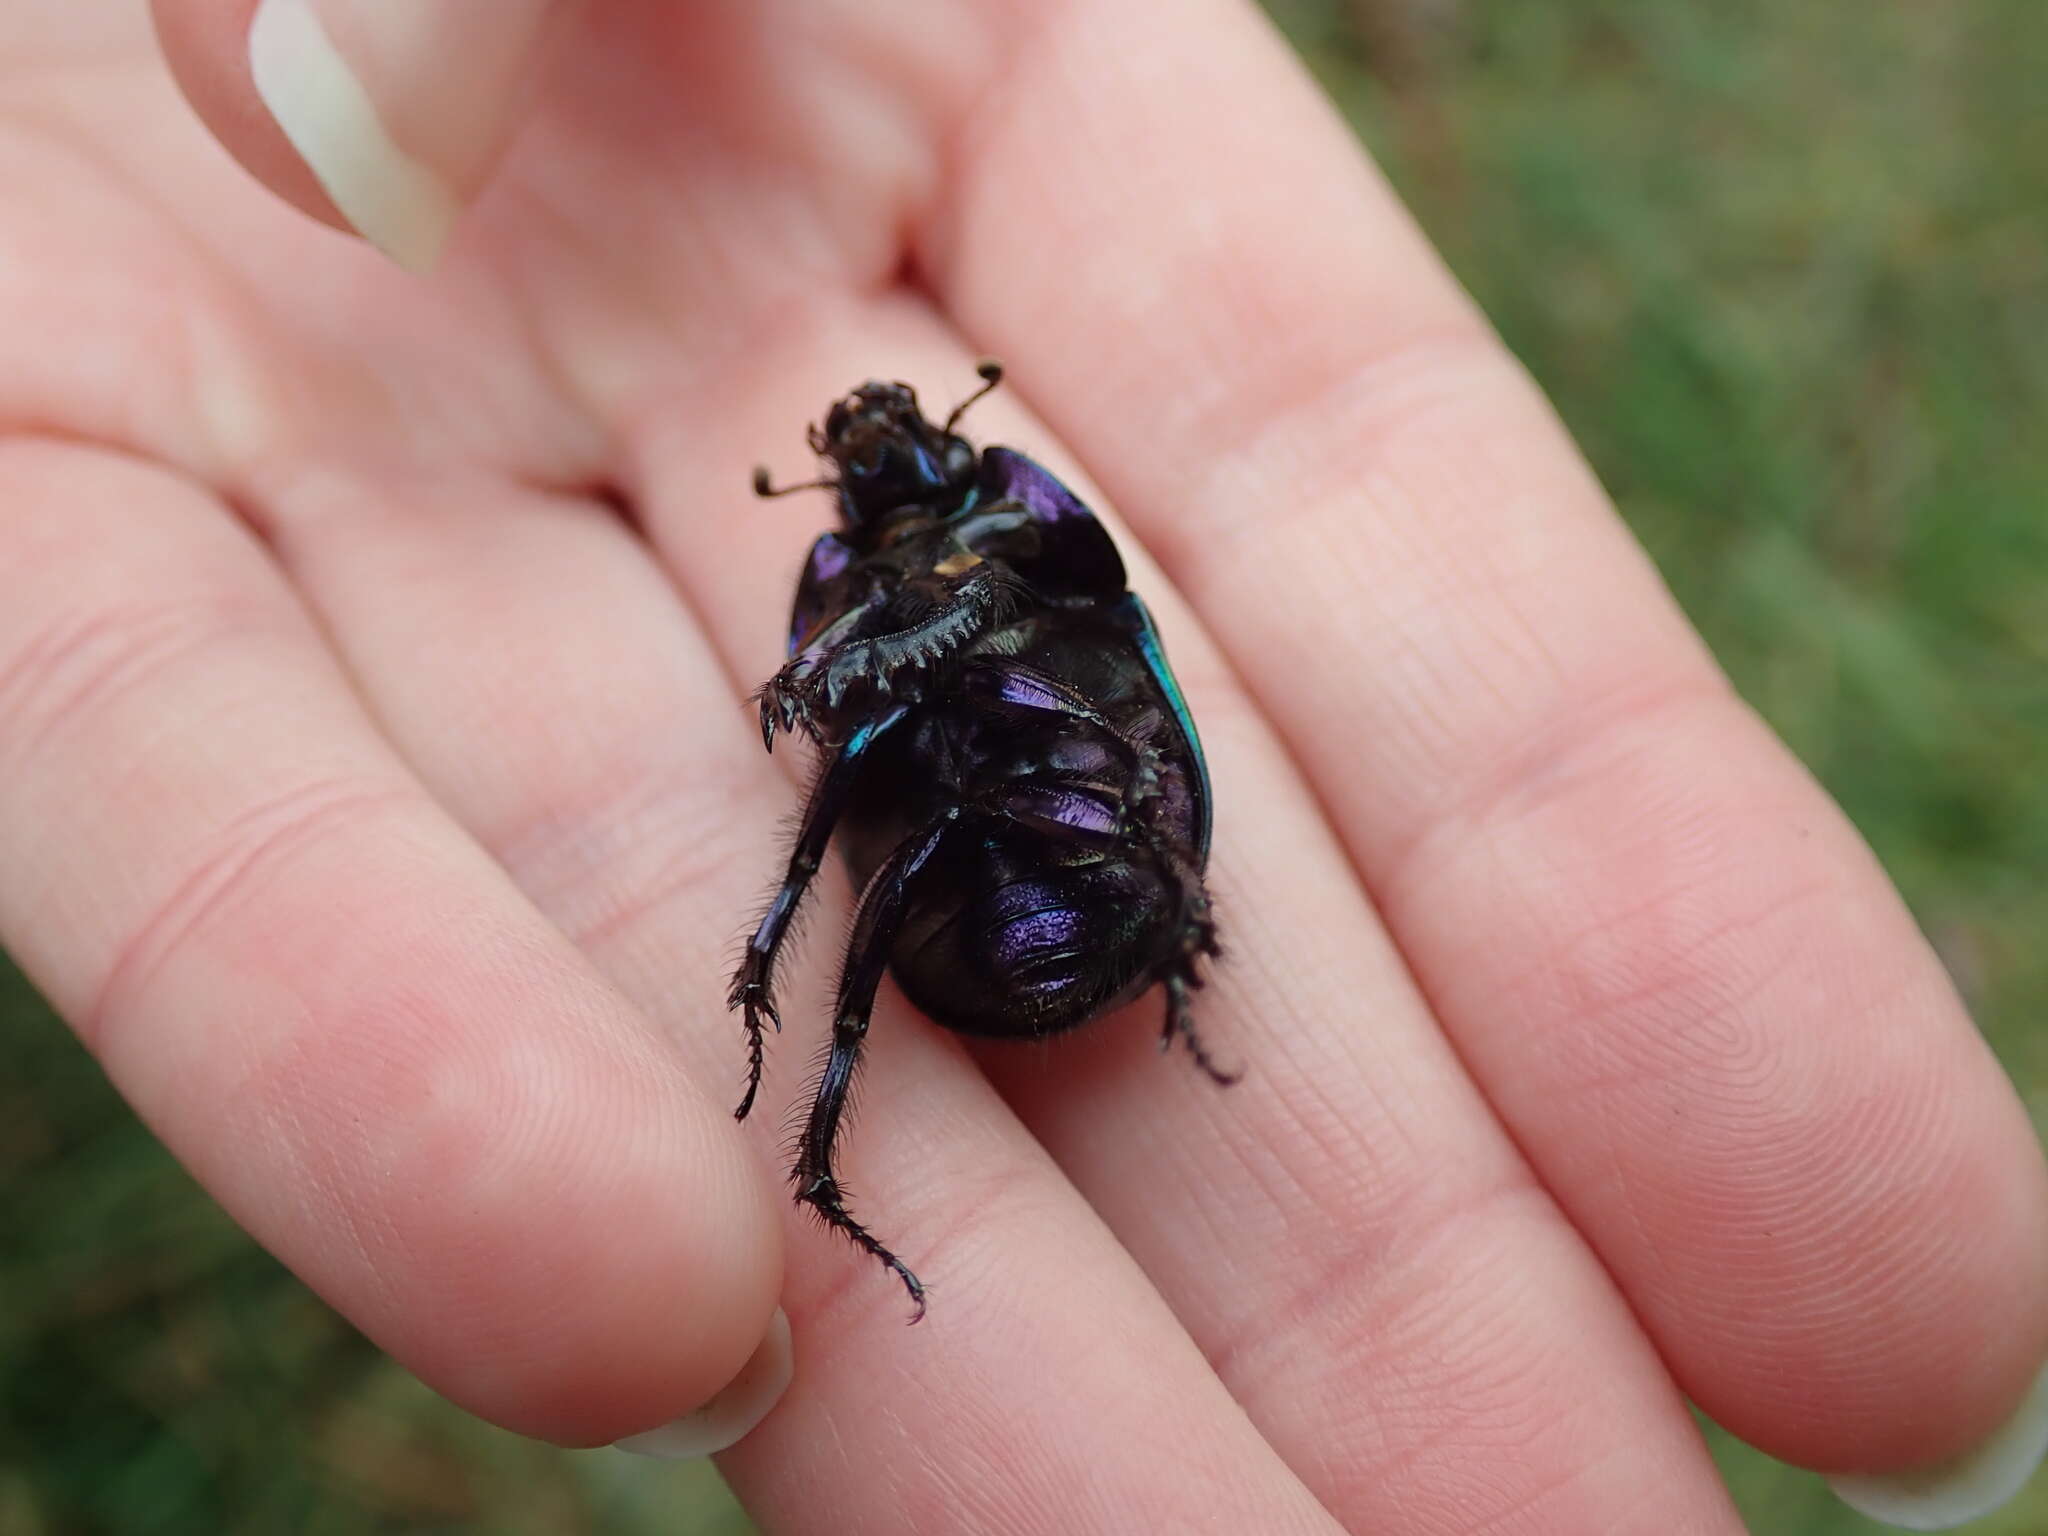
[730,363,1228,1318]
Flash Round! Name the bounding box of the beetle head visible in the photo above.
[815,381,977,531]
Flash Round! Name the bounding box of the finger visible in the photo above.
[152,0,565,269]
[636,310,1746,1534]
[248,458,1348,1532]
[916,0,2048,1474]
[0,439,781,1445]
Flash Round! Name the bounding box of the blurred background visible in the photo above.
[5,1,2045,1531]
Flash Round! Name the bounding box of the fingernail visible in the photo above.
[612,1309,794,1461]
[247,0,458,271]
[1828,1358,2048,1530]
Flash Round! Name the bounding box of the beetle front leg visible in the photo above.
[791,810,958,1322]
[729,707,907,1120]
[813,562,1014,714]
[759,604,878,751]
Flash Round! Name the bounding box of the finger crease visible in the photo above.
[86,776,420,1054]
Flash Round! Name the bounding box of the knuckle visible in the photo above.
[1383,672,1733,889]
[86,774,417,1051]
[1160,320,1511,560]
[0,589,277,774]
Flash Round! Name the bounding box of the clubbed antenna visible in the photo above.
[944,358,1005,434]
[754,466,834,498]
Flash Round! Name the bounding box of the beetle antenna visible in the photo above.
[944,358,1004,434]
[754,466,835,498]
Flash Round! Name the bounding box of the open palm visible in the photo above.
[4,3,2043,1532]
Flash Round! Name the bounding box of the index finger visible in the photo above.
[917,0,2048,1484]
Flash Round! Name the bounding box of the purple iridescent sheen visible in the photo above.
[987,667,1068,714]
[977,448,1126,597]
[788,531,855,655]
[979,446,1092,524]
[986,884,1087,992]
[996,784,1121,845]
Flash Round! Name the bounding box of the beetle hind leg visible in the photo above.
[1156,856,1236,1085]
[789,810,957,1322]
[1163,968,1239,1087]
[794,1171,929,1323]
[730,707,909,1120]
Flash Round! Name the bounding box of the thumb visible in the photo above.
[151,0,565,272]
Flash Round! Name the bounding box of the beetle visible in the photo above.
[729,362,1229,1319]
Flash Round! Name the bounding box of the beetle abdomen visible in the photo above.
[893,853,1171,1039]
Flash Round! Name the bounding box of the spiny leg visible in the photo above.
[759,564,1011,747]
[729,706,906,1120]
[812,562,1013,711]
[792,811,957,1322]
[961,656,1123,733]
[1163,969,1238,1087]
[1156,849,1236,1086]
[963,656,1173,815]
[759,603,877,751]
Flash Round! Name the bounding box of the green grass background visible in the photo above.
[5,1,2045,1531]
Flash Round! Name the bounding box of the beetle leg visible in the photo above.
[1112,593,1213,858]
[962,657,1166,805]
[1155,844,1235,1086]
[1163,969,1238,1086]
[960,656,1119,731]
[760,565,1008,746]
[792,810,959,1323]
[729,706,908,1120]
[760,604,879,751]
[810,562,1015,715]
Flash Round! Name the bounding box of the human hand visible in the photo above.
[3,3,2043,1531]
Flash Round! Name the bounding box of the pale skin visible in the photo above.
[3,2,2043,1532]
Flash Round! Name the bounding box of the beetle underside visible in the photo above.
[729,366,1228,1320]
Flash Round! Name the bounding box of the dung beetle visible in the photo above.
[730,363,1229,1319]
